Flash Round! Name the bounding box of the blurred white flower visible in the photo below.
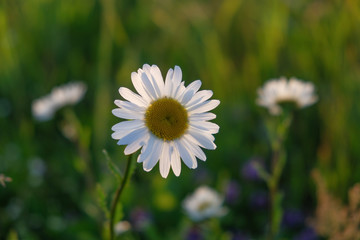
[111,64,220,178]
[51,82,87,107]
[114,221,131,235]
[32,95,56,121]
[256,77,317,115]
[32,81,87,121]
[183,186,227,221]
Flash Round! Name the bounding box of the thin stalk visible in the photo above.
[268,187,276,240]
[268,146,282,240]
[109,154,133,240]
[266,114,292,240]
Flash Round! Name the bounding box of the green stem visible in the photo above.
[268,187,276,240]
[266,114,292,240]
[109,154,133,240]
[268,147,284,240]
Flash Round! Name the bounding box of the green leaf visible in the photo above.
[96,183,110,219]
[103,149,123,182]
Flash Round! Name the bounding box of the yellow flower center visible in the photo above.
[197,201,212,212]
[145,97,189,141]
[276,98,299,108]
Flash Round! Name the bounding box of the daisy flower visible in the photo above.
[183,186,227,221]
[114,221,131,235]
[32,81,87,121]
[32,95,57,121]
[256,77,317,115]
[111,64,220,178]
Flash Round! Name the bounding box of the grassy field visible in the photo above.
[1,0,360,239]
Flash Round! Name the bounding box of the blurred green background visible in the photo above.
[1,0,360,239]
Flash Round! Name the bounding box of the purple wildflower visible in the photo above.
[241,157,264,181]
[282,208,305,228]
[294,227,318,240]
[225,181,241,204]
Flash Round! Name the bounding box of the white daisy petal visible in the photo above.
[111,120,144,131]
[142,64,162,98]
[112,128,135,140]
[159,144,171,178]
[189,112,216,121]
[140,72,158,100]
[137,134,157,163]
[181,80,202,105]
[186,90,213,108]
[170,66,182,97]
[111,123,145,140]
[117,127,147,145]
[112,108,143,119]
[131,72,152,102]
[191,121,220,134]
[183,135,207,161]
[172,66,182,88]
[174,81,186,100]
[143,139,163,171]
[114,100,145,113]
[150,65,165,96]
[136,147,146,163]
[170,143,181,176]
[119,87,148,107]
[112,64,219,177]
[175,139,197,169]
[188,128,216,150]
[188,100,220,114]
[124,132,149,155]
[164,68,174,96]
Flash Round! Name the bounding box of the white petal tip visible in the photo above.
[143,63,151,69]
[123,149,132,155]
[111,132,119,140]
[123,151,131,156]
[143,167,152,172]
[160,173,169,178]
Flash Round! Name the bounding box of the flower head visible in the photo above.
[294,227,318,240]
[241,157,264,181]
[186,227,203,240]
[111,64,220,178]
[224,180,241,204]
[114,221,131,235]
[130,207,152,231]
[283,208,305,228]
[256,77,317,115]
[182,186,227,221]
[32,81,87,121]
